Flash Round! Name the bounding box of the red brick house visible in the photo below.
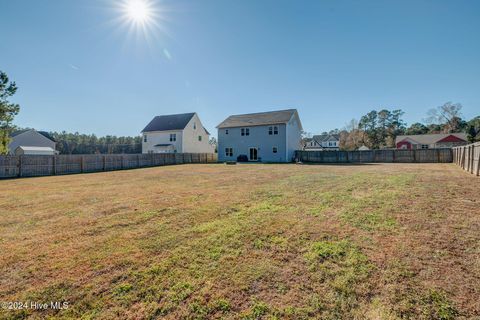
[395,133,468,149]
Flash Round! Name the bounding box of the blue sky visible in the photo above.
[1,0,479,137]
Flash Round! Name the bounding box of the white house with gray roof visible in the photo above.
[141,112,214,154]
[217,109,303,163]
[304,134,340,151]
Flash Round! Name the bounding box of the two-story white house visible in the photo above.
[217,109,303,163]
[141,112,214,154]
[304,134,340,151]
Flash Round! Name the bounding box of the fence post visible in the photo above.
[137,154,140,168]
[81,156,85,173]
[53,155,57,175]
[18,155,22,178]
[470,146,474,174]
[476,145,480,176]
[103,155,106,171]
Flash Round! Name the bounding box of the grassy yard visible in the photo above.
[0,163,479,319]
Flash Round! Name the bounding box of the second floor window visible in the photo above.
[225,129,229,135]
[269,126,278,135]
[198,135,202,141]
[170,134,176,142]
[143,135,147,142]
[241,128,250,136]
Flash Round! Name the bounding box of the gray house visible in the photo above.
[8,129,57,155]
[217,109,303,163]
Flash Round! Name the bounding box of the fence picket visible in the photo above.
[0,153,217,179]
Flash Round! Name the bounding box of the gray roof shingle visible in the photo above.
[216,109,298,129]
[142,113,195,132]
[313,134,340,143]
[11,129,56,142]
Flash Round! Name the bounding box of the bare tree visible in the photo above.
[426,102,464,133]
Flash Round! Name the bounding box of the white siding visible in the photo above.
[182,113,215,153]
[142,130,183,153]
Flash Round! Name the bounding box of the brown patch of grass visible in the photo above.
[0,163,478,319]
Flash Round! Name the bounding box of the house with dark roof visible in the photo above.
[141,112,214,154]
[303,134,340,151]
[8,129,57,155]
[216,109,303,162]
[395,133,468,149]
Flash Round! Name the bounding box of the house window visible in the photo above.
[241,128,250,136]
[170,134,176,142]
[241,128,244,136]
[198,135,202,141]
[268,126,278,135]
[225,129,229,135]
[272,146,278,153]
[144,135,147,143]
[193,122,196,130]
[225,147,233,157]
[421,144,429,149]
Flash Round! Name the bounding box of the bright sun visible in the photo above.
[115,0,168,45]
[123,0,152,24]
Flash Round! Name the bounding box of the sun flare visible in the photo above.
[114,0,170,48]
[125,0,150,22]
[120,0,156,26]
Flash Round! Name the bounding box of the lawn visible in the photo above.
[0,163,479,319]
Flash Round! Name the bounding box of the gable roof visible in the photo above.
[216,109,300,129]
[313,134,340,143]
[11,129,56,142]
[142,113,196,133]
[395,133,467,145]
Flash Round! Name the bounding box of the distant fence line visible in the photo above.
[453,142,480,176]
[295,148,453,164]
[0,153,217,179]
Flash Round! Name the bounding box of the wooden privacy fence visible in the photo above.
[0,153,217,179]
[295,148,453,164]
[452,142,480,176]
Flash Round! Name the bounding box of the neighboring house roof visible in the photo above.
[313,134,340,144]
[15,146,56,152]
[141,113,196,132]
[11,129,56,142]
[395,133,467,145]
[216,109,300,129]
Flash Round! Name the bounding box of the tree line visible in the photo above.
[332,103,480,150]
[50,131,142,154]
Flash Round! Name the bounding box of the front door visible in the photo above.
[249,148,258,161]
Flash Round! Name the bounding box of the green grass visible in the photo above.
[0,163,477,319]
